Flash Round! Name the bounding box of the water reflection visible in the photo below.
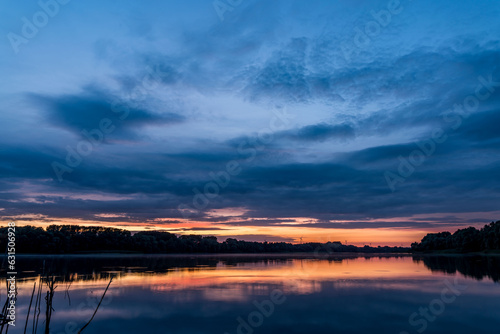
[2,254,500,333]
[414,255,500,282]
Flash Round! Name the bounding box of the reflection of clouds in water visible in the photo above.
[284,279,323,295]
[203,286,250,302]
[6,255,500,333]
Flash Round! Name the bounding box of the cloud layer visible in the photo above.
[1,0,500,242]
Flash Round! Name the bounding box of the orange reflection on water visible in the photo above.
[106,257,430,297]
[10,255,500,311]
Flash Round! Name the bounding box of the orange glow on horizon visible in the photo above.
[4,211,498,246]
[3,214,489,247]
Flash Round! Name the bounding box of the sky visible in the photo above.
[1,0,500,246]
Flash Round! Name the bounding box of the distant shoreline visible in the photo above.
[0,225,410,254]
[13,252,413,257]
[12,251,500,257]
[4,250,499,258]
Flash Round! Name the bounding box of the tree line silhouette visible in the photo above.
[4,221,498,254]
[0,225,409,254]
[411,220,500,252]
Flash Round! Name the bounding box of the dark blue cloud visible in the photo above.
[278,122,355,142]
[31,87,185,140]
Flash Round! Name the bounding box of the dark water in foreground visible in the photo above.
[3,254,500,333]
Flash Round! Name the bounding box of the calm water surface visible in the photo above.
[4,254,500,333]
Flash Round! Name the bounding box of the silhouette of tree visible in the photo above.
[0,224,412,254]
[411,221,500,253]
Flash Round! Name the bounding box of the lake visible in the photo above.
[3,254,500,333]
